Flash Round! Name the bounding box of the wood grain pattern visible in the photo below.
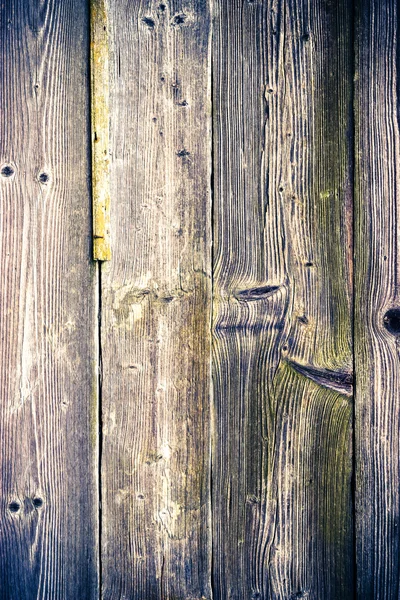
[355,1,400,597]
[4,2,399,596]
[101,1,212,598]
[212,1,354,597]
[0,1,98,598]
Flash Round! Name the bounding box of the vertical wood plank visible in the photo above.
[355,1,400,597]
[212,1,354,597]
[102,1,212,597]
[0,1,98,598]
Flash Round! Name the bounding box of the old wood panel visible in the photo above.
[212,0,354,597]
[0,1,98,598]
[355,1,400,597]
[101,1,212,598]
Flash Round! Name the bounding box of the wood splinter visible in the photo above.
[90,0,111,261]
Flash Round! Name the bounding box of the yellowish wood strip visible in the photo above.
[90,0,111,261]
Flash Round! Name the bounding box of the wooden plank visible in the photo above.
[355,1,400,596]
[0,1,98,598]
[212,1,354,597]
[101,1,212,597]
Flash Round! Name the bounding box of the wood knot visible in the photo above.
[384,308,400,335]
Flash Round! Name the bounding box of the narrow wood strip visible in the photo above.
[91,0,111,261]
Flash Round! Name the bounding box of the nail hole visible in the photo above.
[159,4,166,11]
[383,308,400,335]
[1,165,14,178]
[298,315,309,325]
[9,501,20,513]
[33,497,43,508]
[176,149,190,158]
[137,493,145,500]
[142,17,155,28]
[172,13,186,25]
[39,172,49,184]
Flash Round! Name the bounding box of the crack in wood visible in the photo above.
[235,284,282,301]
[286,358,353,396]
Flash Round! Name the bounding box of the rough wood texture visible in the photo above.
[212,1,354,597]
[0,1,98,598]
[355,1,400,597]
[101,1,212,598]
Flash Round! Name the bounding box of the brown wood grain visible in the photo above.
[101,1,212,598]
[4,1,399,596]
[355,1,400,597]
[0,1,98,598]
[212,1,354,597]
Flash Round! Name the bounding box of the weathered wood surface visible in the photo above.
[0,1,98,598]
[101,1,212,598]
[355,1,400,597]
[212,1,354,597]
[4,1,400,597]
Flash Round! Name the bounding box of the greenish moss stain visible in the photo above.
[311,36,353,371]
[274,360,353,590]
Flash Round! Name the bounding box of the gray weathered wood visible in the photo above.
[355,1,400,597]
[0,1,98,598]
[101,1,212,597]
[212,0,354,597]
